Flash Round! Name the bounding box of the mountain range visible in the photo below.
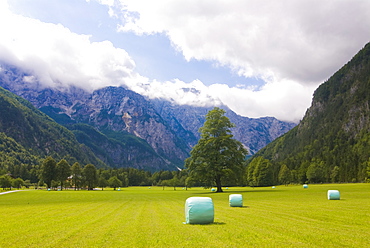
[0,64,295,171]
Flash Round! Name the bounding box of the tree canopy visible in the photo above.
[40,156,56,188]
[185,107,248,192]
[56,159,71,190]
[83,164,97,190]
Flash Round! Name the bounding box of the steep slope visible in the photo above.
[68,123,170,171]
[151,100,296,154]
[0,132,40,181]
[0,64,296,170]
[0,67,188,169]
[252,42,370,183]
[0,86,105,175]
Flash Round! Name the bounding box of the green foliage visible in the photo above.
[246,156,273,186]
[83,164,97,190]
[108,176,122,190]
[56,159,71,190]
[185,107,248,192]
[250,43,370,184]
[330,166,340,183]
[0,132,40,181]
[11,178,24,189]
[71,162,83,190]
[0,87,106,177]
[366,159,370,183]
[97,176,109,190]
[40,156,56,188]
[306,160,325,183]
[0,174,12,189]
[278,164,291,186]
[67,123,166,171]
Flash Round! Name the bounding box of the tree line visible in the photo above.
[0,156,195,190]
[2,107,370,191]
[246,156,370,187]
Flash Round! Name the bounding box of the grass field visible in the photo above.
[1,184,369,247]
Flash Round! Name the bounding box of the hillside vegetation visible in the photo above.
[0,87,105,179]
[248,42,370,185]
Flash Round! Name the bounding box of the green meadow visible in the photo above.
[1,184,369,248]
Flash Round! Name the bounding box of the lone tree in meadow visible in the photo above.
[185,107,248,192]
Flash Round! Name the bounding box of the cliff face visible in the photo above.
[0,64,296,170]
[151,99,296,154]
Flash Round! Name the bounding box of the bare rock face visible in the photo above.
[0,64,296,170]
[151,99,296,155]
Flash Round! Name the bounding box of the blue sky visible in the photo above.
[1,0,370,122]
[8,0,259,87]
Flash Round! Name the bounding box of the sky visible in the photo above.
[0,0,369,123]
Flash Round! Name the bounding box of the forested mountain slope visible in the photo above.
[250,42,370,185]
[0,64,295,171]
[0,86,105,179]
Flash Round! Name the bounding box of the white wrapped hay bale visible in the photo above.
[229,194,243,207]
[185,197,214,224]
[303,184,308,189]
[327,190,340,200]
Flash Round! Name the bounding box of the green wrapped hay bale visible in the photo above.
[229,194,243,207]
[327,190,340,200]
[303,184,308,189]
[185,197,214,224]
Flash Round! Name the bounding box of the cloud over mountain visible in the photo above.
[2,0,370,123]
[0,1,137,91]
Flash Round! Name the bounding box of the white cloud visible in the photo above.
[92,0,370,122]
[0,0,137,91]
[209,79,317,122]
[130,78,223,107]
[112,0,370,84]
[2,0,370,123]
[127,77,314,123]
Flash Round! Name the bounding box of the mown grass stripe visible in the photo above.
[0,184,369,247]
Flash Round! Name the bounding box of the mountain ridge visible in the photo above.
[0,63,296,170]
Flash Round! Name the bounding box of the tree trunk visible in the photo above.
[215,176,223,192]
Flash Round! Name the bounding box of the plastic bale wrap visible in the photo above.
[303,184,308,189]
[185,197,214,224]
[327,190,340,200]
[229,194,243,207]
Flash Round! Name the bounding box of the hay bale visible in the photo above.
[303,184,308,189]
[327,190,340,200]
[229,194,243,207]
[185,197,214,224]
